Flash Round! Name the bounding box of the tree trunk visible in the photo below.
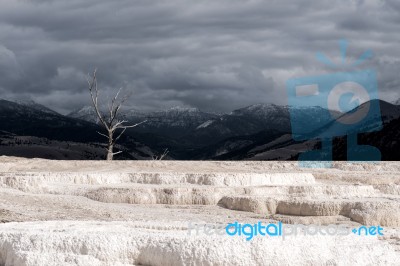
[106,143,114,160]
[107,131,114,160]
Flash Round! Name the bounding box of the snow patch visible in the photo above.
[196,120,214,129]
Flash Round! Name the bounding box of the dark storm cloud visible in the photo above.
[0,0,399,114]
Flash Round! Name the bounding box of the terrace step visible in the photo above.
[219,195,400,226]
[0,172,315,189]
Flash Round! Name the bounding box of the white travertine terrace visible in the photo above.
[0,157,399,265]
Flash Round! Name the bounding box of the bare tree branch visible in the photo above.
[113,120,147,145]
[120,120,147,128]
[112,151,123,156]
[88,69,109,130]
[111,120,128,131]
[113,127,127,145]
[96,131,109,139]
[112,120,147,131]
[109,87,122,125]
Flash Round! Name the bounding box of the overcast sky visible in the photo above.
[0,0,399,114]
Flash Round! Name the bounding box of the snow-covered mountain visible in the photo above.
[140,107,218,133]
[68,106,219,138]
[68,106,99,123]
[0,98,59,116]
[187,103,339,145]
[68,103,341,147]
[68,106,147,124]
[16,99,60,115]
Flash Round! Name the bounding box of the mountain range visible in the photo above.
[0,98,399,160]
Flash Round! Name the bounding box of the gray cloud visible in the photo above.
[0,0,399,114]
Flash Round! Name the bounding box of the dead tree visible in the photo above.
[87,69,146,160]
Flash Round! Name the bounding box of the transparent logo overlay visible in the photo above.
[286,40,382,167]
[187,220,384,241]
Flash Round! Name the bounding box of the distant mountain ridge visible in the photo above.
[68,105,218,139]
[68,103,340,147]
[1,98,399,160]
[0,98,60,116]
[0,99,155,159]
[211,100,400,161]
